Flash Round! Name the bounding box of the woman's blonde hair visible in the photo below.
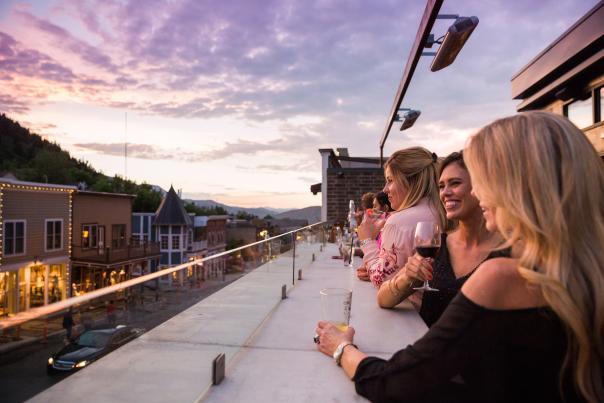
[385,146,445,228]
[464,111,604,402]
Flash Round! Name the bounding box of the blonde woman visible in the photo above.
[357,147,445,288]
[315,112,603,402]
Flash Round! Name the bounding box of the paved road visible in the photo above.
[0,273,248,403]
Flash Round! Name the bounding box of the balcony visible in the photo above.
[71,241,161,265]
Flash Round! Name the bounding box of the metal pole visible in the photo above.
[292,233,296,285]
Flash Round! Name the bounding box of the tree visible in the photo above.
[236,210,257,220]
[184,203,228,216]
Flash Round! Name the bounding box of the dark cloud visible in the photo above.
[0,94,31,114]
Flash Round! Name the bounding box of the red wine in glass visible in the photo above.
[413,221,440,292]
[416,246,439,259]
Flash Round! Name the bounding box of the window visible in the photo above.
[4,220,25,256]
[45,219,63,251]
[161,235,169,250]
[598,87,603,124]
[171,235,180,249]
[564,95,593,129]
[112,225,127,248]
[82,224,99,249]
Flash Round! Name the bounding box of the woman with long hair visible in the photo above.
[357,147,445,287]
[377,151,506,327]
[315,112,604,402]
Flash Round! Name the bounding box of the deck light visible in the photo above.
[395,109,421,131]
[424,15,479,72]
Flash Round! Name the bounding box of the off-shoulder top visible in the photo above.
[353,293,580,403]
[419,233,510,327]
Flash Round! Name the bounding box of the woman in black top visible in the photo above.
[315,112,604,402]
[377,152,504,327]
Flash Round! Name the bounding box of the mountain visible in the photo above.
[276,206,321,224]
[185,199,288,218]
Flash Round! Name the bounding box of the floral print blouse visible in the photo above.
[360,199,439,288]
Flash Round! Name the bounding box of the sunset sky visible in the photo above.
[0,0,597,209]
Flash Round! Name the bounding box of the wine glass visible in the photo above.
[412,221,440,292]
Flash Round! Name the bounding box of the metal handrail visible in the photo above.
[0,221,327,330]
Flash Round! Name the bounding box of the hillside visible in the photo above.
[0,114,162,212]
[188,199,287,218]
[276,206,321,224]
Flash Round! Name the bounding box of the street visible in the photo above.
[0,272,247,403]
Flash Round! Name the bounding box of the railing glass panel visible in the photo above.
[0,222,327,403]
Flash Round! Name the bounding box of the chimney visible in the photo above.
[336,148,349,157]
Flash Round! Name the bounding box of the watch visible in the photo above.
[333,342,357,366]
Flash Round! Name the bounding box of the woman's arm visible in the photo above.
[359,223,414,287]
[376,254,433,308]
[317,292,484,403]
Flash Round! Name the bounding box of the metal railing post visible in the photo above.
[291,232,296,285]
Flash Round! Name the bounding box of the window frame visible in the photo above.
[3,219,26,256]
[45,218,64,252]
[82,223,100,249]
[111,224,127,249]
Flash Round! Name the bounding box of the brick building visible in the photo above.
[312,148,384,224]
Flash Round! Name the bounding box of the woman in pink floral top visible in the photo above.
[357,147,444,289]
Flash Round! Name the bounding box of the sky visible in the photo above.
[0,0,598,209]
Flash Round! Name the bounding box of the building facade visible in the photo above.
[0,179,75,316]
[200,216,228,278]
[131,212,159,277]
[313,148,384,224]
[153,186,193,286]
[511,2,604,155]
[71,191,160,296]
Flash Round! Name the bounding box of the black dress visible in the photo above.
[419,233,509,327]
[354,293,581,403]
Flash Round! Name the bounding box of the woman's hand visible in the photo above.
[399,253,433,286]
[315,321,355,357]
[357,265,370,281]
[357,213,380,241]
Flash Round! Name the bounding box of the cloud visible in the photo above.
[0,93,31,114]
[73,131,322,162]
[0,31,77,84]
[14,10,121,74]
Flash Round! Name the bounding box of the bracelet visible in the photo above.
[388,278,403,298]
[360,238,375,247]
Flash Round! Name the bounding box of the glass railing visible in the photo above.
[0,221,328,403]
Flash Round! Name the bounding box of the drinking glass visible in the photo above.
[412,221,440,292]
[320,288,352,331]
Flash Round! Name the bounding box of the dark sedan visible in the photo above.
[47,325,144,374]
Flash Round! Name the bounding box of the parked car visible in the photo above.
[47,325,144,374]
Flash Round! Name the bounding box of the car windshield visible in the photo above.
[77,331,112,348]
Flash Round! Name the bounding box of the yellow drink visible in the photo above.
[333,322,349,332]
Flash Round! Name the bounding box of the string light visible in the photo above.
[0,181,76,305]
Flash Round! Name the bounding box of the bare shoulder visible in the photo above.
[461,258,543,310]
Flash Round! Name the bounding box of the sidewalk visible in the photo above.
[0,271,248,355]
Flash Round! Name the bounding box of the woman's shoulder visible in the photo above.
[461,258,545,310]
[387,200,437,226]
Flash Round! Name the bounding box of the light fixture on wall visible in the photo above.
[394,108,421,131]
[423,15,479,72]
